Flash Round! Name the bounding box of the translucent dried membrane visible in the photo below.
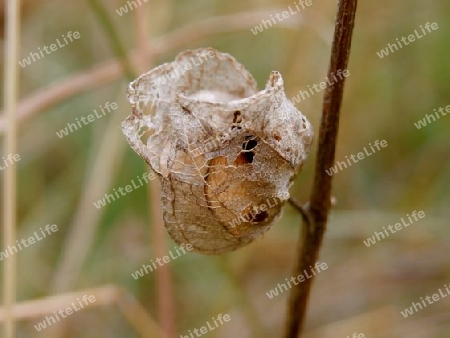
[122,47,313,254]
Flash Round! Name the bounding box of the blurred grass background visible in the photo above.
[0,0,449,337]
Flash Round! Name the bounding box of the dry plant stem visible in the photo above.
[148,182,176,338]
[3,1,20,337]
[133,5,176,338]
[0,8,308,133]
[0,285,164,337]
[284,0,358,337]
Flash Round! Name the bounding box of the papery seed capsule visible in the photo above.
[122,48,313,254]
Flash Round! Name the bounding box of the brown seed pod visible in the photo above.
[122,48,313,254]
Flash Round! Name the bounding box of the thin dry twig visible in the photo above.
[288,198,310,224]
[0,8,307,133]
[284,0,358,337]
[0,285,164,337]
[3,0,20,337]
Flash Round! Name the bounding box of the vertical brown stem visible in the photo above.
[133,4,176,338]
[3,0,20,337]
[284,0,358,337]
[148,181,176,338]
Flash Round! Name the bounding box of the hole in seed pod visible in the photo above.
[232,111,242,130]
[233,111,242,123]
[301,117,307,129]
[251,210,268,223]
[243,136,257,150]
[234,151,255,165]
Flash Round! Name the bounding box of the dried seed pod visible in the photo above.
[122,48,313,254]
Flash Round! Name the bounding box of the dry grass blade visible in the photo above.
[2,0,21,337]
[0,285,164,337]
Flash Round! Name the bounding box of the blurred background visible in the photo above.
[0,0,449,337]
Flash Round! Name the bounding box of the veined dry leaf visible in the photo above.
[122,48,313,254]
